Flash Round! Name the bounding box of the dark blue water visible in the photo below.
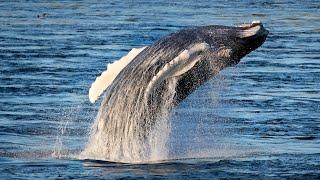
[1,0,319,179]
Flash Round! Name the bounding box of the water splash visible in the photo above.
[52,105,75,159]
[53,103,94,159]
[52,118,69,159]
[148,78,177,161]
[80,78,177,163]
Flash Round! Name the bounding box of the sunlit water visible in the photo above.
[1,0,319,179]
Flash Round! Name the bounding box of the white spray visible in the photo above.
[80,48,178,163]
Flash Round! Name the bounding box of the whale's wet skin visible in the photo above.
[81,22,268,163]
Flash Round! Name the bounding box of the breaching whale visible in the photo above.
[83,21,268,162]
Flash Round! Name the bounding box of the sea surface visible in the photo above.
[1,0,319,179]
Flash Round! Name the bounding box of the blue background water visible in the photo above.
[0,0,319,179]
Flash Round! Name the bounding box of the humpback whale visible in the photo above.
[83,21,268,162]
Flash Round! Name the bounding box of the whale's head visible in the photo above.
[174,21,268,102]
[198,20,268,66]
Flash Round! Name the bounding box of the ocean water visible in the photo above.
[0,0,319,179]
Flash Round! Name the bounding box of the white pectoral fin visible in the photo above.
[89,46,147,103]
[145,43,209,98]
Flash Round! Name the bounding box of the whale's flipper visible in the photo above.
[145,43,210,99]
[89,47,147,103]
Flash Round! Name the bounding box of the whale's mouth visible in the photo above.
[237,21,269,38]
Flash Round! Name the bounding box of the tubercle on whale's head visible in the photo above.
[200,21,269,65]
